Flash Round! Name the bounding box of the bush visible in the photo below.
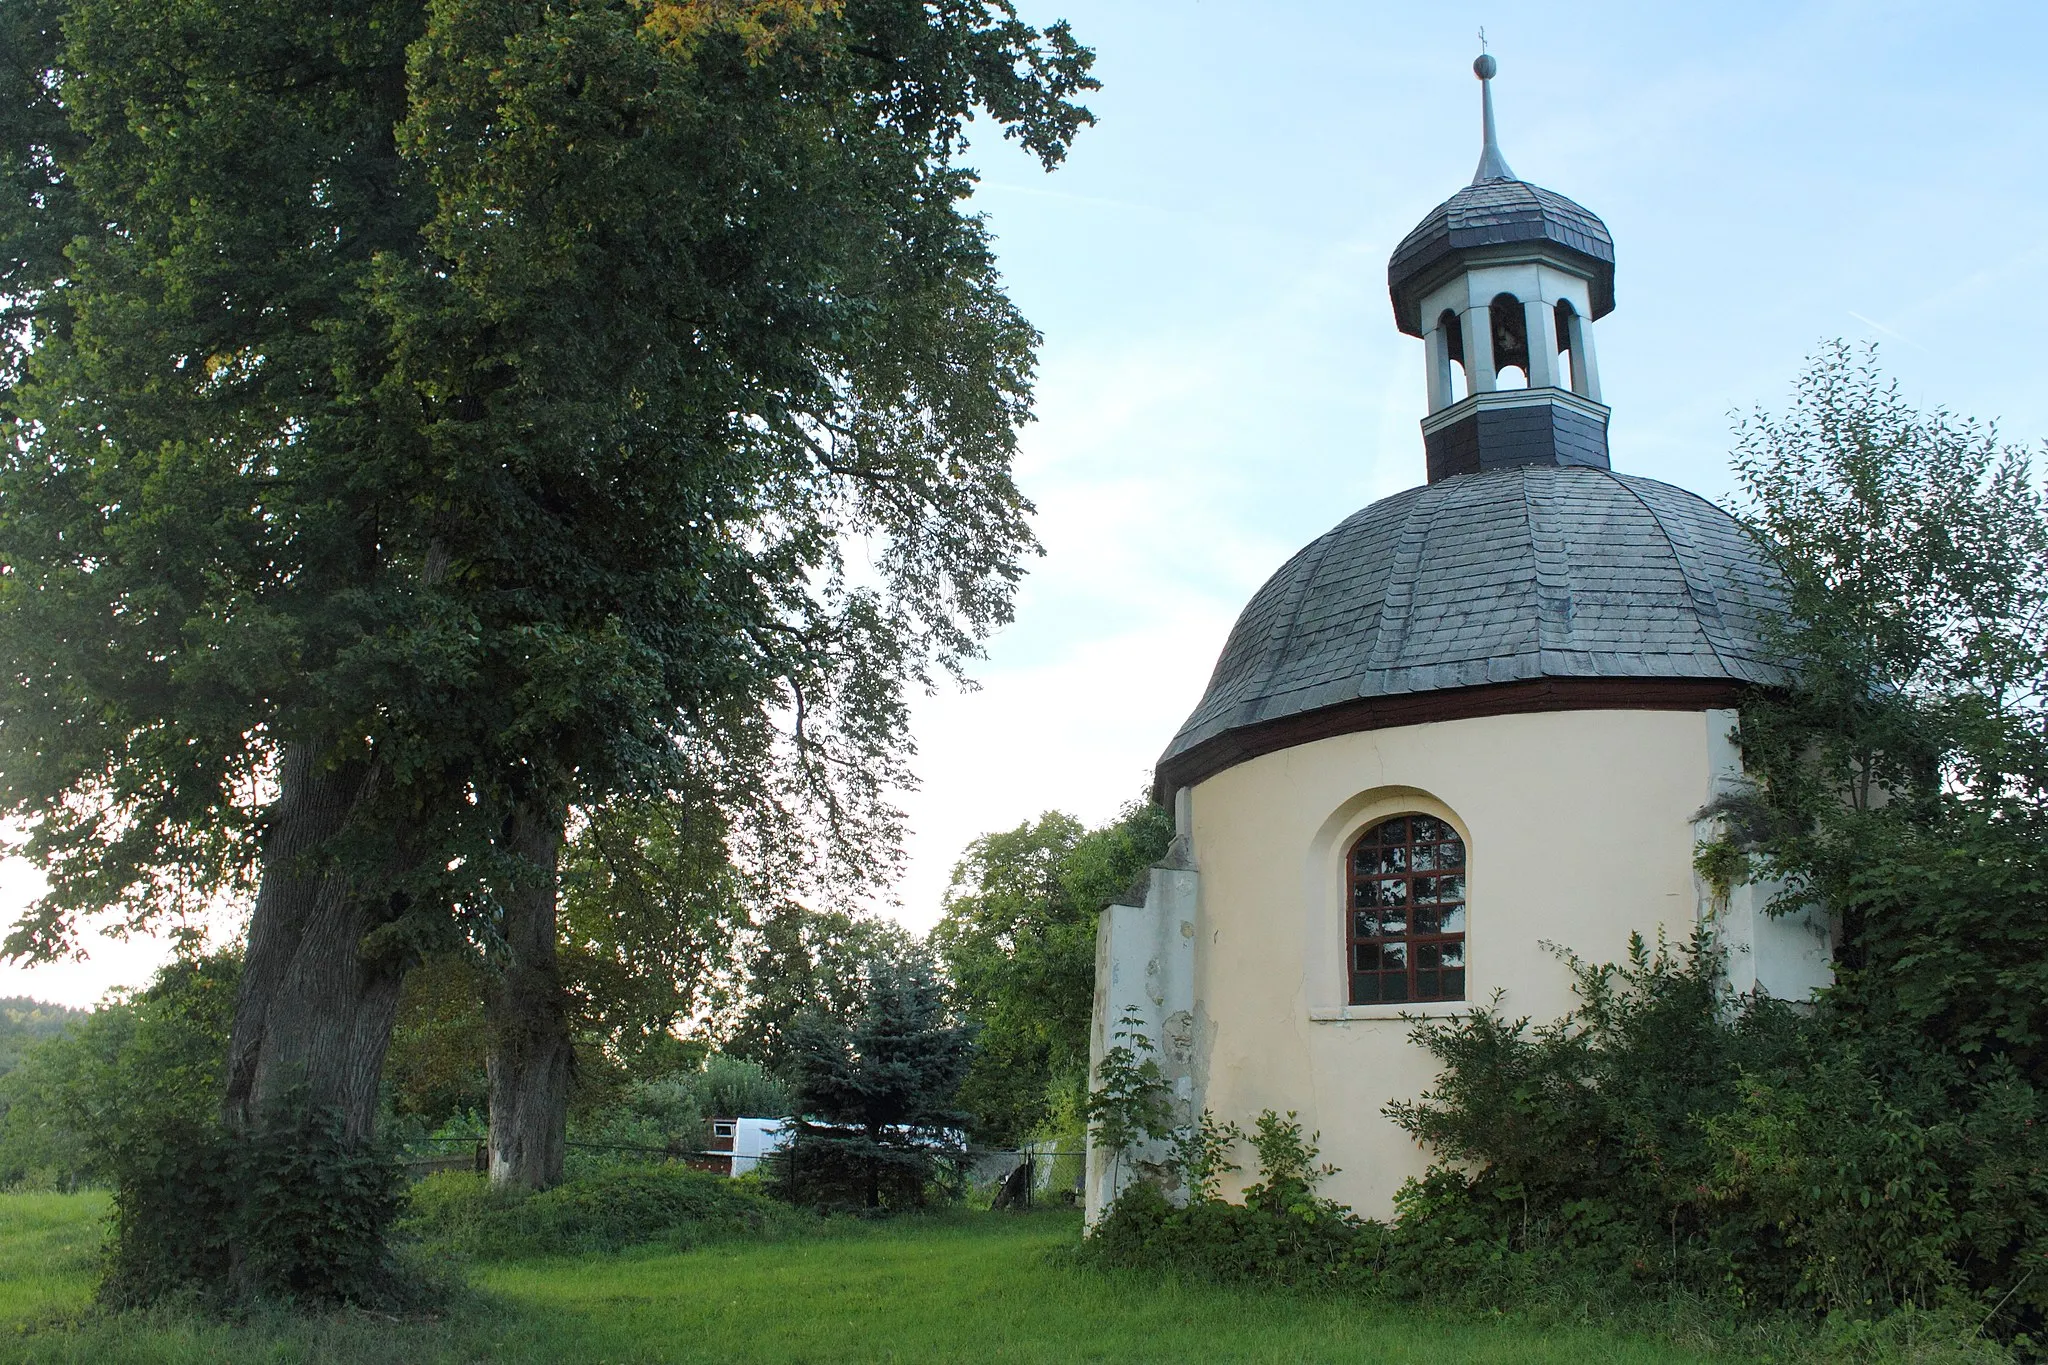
[101,1102,408,1309]
[0,955,239,1190]
[403,1162,800,1258]
[1384,934,2048,1332]
[691,1054,793,1120]
[1079,1108,1374,1290]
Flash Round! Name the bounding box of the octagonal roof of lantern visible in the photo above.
[1387,177,1616,338]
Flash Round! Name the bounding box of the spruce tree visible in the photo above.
[781,953,973,1208]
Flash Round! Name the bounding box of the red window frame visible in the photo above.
[1346,814,1466,1005]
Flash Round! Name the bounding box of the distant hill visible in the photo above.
[0,997,90,1078]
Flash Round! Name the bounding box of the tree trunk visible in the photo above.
[485,799,572,1190]
[223,742,408,1143]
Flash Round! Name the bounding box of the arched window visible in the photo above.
[1347,815,1466,1004]
[1553,298,1581,395]
[1488,292,1529,386]
[1436,308,1467,402]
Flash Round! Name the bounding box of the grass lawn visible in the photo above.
[0,1191,1716,1364]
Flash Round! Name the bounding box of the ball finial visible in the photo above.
[1473,53,1497,80]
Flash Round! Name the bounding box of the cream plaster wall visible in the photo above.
[1189,707,1718,1221]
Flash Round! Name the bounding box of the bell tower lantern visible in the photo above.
[1387,54,1617,484]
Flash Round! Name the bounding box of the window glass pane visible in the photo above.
[1346,814,1469,1008]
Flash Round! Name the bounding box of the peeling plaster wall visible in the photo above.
[1084,856,1198,1225]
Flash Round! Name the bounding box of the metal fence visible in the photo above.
[407,1135,1087,1208]
[965,1144,1085,1209]
[401,1136,738,1178]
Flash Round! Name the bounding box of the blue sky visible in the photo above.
[4,0,2045,1004]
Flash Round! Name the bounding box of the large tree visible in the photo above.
[0,0,1094,1284]
[1717,342,2048,1069]
[1699,343,2048,1321]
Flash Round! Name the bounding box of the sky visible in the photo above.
[6,0,2048,1007]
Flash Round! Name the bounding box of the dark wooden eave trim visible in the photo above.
[1153,676,1758,801]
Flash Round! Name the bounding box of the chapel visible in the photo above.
[1085,55,1834,1224]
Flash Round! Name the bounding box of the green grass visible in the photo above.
[0,1192,105,1330]
[0,1191,1717,1364]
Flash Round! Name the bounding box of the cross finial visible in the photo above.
[1471,44,1515,183]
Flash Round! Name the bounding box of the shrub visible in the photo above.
[0,955,239,1190]
[1387,934,2048,1331]
[1084,939,2048,1358]
[403,1162,799,1258]
[100,1101,407,1309]
[691,1054,792,1120]
[1080,1108,1373,1290]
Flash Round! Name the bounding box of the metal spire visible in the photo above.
[1471,45,1516,184]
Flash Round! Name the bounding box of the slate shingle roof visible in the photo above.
[1388,178,1616,336]
[1160,465,1785,769]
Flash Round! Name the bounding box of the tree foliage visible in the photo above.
[557,796,751,1076]
[0,956,237,1189]
[722,902,915,1076]
[1717,342,2048,1073]
[0,996,86,1080]
[778,951,972,1208]
[932,801,1172,1141]
[0,0,1098,957]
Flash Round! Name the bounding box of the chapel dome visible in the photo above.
[1156,465,1784,792]
[1387,178,1615,337]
